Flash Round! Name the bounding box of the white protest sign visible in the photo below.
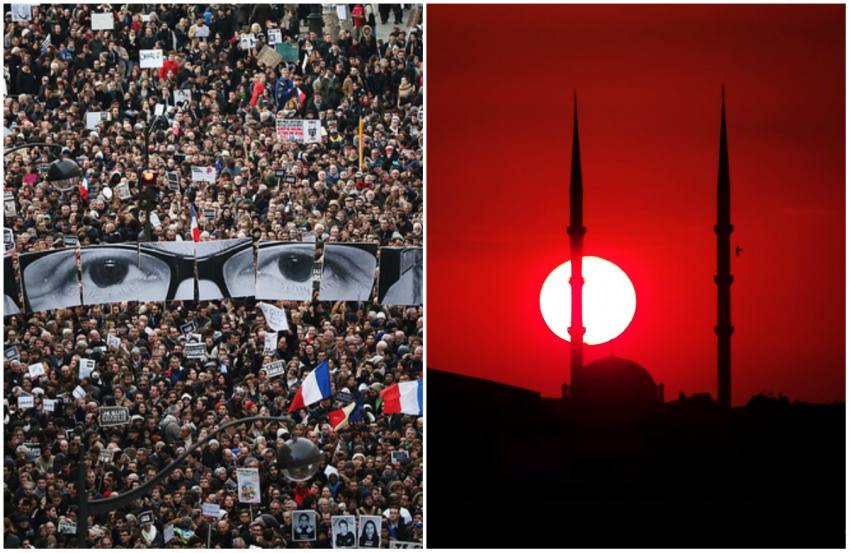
[203,502,220,518]
[185,342,206,359]
[164,524,174,543]
[155,103,165,116]
[11,4,32,22]
[73,385,87,400]
[240,34,256,50]
[139,49,164,68]
[57,521,77,535]
[236,468,261,503]
[28,362,45,379]
[263,333,277,355]
[262,360,286,379]
[196,25,209,38]
[267,29,282,45]
[337,5,346,20]
[149,212,161,227]
[79,358,96,380]
[174,89,192,105]
[106,334,121,349]
[86,111,110,129]
[303,120,322,144]
[91,12,114,30]
[259,302,290,332]
[17,395,34,409]
[43,398,56,412]
[191,166,216,183]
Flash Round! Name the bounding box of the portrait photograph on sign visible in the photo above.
[378,247,423,306]
[255,241,315,301]
[318,243,378,302]
[138,241,197,302]
[292,510,317,542]
[19,248,80,313]
[4,255,21,316]
[358,515,382,549]
[80,244,142,306]
[332,515,356,549]
[197,238,253,300]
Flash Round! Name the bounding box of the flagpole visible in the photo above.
[358,116,364,169]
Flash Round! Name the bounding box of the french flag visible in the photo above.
[190,204,200,242]
[381,380,423,416]
[289,360,332,412]
[327,393,365,431]
[80,170,89,201]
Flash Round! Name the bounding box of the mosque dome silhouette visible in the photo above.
[577,356,659,405]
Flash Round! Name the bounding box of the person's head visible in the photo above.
[363,519,376,537]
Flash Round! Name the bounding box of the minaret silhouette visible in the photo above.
[715,88,734,409]
[568,93,586,392]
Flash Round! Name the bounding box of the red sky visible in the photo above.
[425,4,845,406]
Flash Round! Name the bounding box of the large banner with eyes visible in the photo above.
[12,242,422,315]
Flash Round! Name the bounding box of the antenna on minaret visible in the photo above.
[567,93,586,395]
[715,86,734,409]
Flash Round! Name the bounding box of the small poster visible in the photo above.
[4,346,19,361]
[63,234,78,246]
[292,510,317,542]
[140,49,164,68]
[23,173,38,184]
[11,4,32,22]
[258,302,290,331]
[79,358,96,379]
[174,89,192,105]
[180,321,196,335]
[43,398,56,412]
[86,111,110,129]
[262,360,286,379]
[267,29,282,45]
[195,25,209,38]
[99,406,129,427]
[303,120,322,144]
[4,228,13,252]
[358,515,381,549]
[115,181,132,200]
[203,502,220,518]
[106,334,121,349]
[263,332,277,355]
[185,342,206,359]
[91,12,114,30]
[164,524,174,543]
[240,34,256,50]
[57,521,77,535]
[275,42,299,62]
[202,208,217,219]
[28,362,45,379]
[139,511,154,526]
[4,199,16,217]
[98,449,114,463]
[17,395,34,409]
[167,171,181,190]
[332,515,356,549]
[191,166,216,183]
[391,450,410,467]
[73,386,87,400]
[257,45,282,67]
[236,468,261,504]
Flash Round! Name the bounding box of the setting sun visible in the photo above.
[540,256,636,345]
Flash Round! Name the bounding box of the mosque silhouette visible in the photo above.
[427,94,845,549]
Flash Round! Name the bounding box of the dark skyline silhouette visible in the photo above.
[425,4,844,548]
[427,4,845,406]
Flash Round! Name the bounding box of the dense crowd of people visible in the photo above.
[3,3,424,548]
